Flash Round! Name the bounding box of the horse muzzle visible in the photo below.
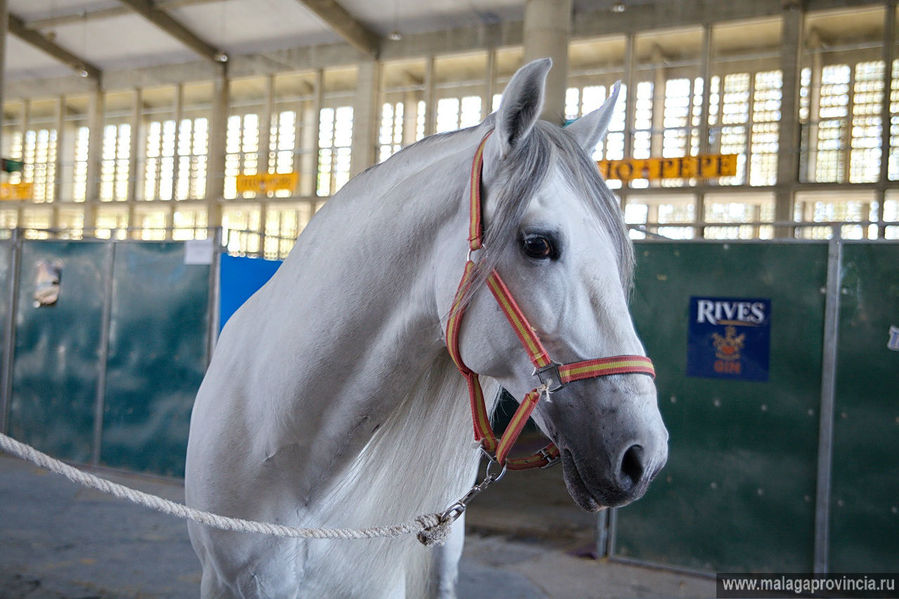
[545,378,669,511]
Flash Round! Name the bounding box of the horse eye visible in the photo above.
[520,233,558,260]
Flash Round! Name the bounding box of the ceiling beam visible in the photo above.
[8,13,102,81]
[115,0,226,63]
[296,0,379,57]
[26,0,222,30]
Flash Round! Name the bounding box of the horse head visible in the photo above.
[441,58,668,511]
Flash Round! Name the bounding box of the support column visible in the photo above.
[258,74,275,251]
[483,48,497,116]
[878,1,896,238]
[650,45,666,158]
[127,88,142,238]
[522,0,572,124]
[774,0,804,238]
[168,84,183,238]
[300,70,322,197]
[16,100,28,226]
[806,30,823,184]
[51,96,65,229]
[698,24,713,155]
[205,68,229,230]
[424,56,436,136]
[351,60,380,177]
[84,89,104,233]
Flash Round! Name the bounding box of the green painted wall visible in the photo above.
[615,241,828,572]
[828,243,899,572]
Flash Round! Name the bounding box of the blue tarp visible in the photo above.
[219,254,282,331]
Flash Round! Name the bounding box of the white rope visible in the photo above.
[0,432,449,545]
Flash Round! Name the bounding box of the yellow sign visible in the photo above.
[597,154,738,181]
[0,182,34,200]
[236,172,298,194]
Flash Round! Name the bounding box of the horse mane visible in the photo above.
[469,120,635,300]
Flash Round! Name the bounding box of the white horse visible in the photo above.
[185,58,668,598]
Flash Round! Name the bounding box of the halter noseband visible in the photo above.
[445,131,655,470]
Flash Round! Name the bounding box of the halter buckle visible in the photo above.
[534,362,564,393]
[539,447,561,469]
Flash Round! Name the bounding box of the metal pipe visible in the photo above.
[813,226,843,574]
[0,229,21,434]
[91,242,117,466]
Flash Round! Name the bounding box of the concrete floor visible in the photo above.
[0,453,714,598]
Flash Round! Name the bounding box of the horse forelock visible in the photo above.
[474,120,634,298]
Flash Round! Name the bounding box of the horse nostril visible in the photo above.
[619,444,645,490]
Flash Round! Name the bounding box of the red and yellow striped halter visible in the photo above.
[445,131,656,470]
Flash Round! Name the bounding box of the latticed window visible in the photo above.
[72,127,90,202]
[890,59,899,181]
[750,70,781,186]
[144,119,177,201]
[662,78,692,158]
[100,124,130,202]
[717,73,750,185]
[632,81,653,160]
[145,117,207,201]
[176,117,208,200]
[379,102,404,162]
[564,84,625,160]
[435,96,482,133]
[815,64,851,182]
[22,128,57,203]
[317,106,353,197]
[224,113,259,199]
[849,61,883,183]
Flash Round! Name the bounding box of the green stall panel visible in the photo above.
[7,241,111,463]
[614,241,827,572]
[100,242,211,477]
[829,242,899,572]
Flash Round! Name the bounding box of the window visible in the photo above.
[100,124,130,202]
[750,70,781,186]
[23,128,58,203]
[849,61,883,183]
[815,64,851,182]
[317,106,353,197]
[379,102,404,162]
[435,96,481,133]
[173,207,208,240]
[176,117,208,200]
[72,127,90,202]
[268,110,296,188]
[224,113,260,200]
[716,73,750,185]
[144,119,177,201]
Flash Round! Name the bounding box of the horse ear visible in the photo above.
[565,81,621,155]
[492,58,552,159]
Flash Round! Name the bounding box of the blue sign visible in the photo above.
[687,296,771,381]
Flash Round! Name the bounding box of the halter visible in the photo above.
[445,131,656,471]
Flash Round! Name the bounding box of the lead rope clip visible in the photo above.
[417,450,507,546]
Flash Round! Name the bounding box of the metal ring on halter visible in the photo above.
[466,246,485,263]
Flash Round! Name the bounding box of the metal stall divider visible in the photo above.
[0,230,19,435]
[606,237,899,575]
[0,236,215,477]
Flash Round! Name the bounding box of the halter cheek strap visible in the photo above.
[446,131,655,470]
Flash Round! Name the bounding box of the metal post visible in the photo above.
[813,226,842,574]
[91,242,116,465]
[0,229,21,434]
[424,56,436,136]
[206,227,223,366]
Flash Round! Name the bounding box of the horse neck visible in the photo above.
[245,125,489,491]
